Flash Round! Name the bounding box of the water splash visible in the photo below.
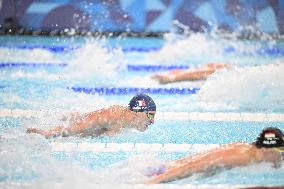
[198,63,284,112]
[145,29,281,66]
[146,33,225,64]
[66,42,126,84]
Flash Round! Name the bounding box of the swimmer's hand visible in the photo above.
[27,127,42,134]
[151,74,174,84]
[140,165,167,184]
[144,165,167,177]
[26,128,47,137]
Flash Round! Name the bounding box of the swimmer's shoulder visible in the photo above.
[220,142,253,152]
[109,105,128,112]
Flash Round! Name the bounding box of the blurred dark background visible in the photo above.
[0,0,283,36]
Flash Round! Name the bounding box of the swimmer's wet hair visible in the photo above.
[128,94,156,112]
[254,127,284,148]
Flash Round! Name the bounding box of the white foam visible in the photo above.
[65,42,127,83]
[198,64,284,111]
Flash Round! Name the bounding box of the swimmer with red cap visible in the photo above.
[27,94,156,138]
[147,127,284,184]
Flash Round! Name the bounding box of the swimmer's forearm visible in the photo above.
[148,157,205,183]
[64,122,90,136]
[65,118,108,136]
[155,147,251,183]
[174,69,216,81]
[147,161,197,184]
[172,64,229,82]
[44,126,65,138]
[148,148,229,183]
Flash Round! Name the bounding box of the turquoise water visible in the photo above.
[0,34,284,187]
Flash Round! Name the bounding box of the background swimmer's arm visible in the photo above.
[152,63,228,84]
[147,142,252,184]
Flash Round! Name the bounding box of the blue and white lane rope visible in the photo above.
[0,62,190,71]
[67,87,200,95]
[0,45,79,52]
[0,62,68,68]
[0,45,161,53]
[1,109,284,122]
[1,44,284,56]
[127,64,190,72]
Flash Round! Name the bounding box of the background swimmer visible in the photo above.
[151,63,230,84]
[27,94,156,138]
[147,127,284,184]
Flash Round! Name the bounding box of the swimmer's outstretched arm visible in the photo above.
[27,109,113,138]
[26,115,107,138]
[62,108,118,136]
[151,63,229,84]
[147,142,253,184]
[26,126,65,138]
[27,106,126,138]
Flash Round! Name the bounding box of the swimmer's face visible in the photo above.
[133,111,156,132]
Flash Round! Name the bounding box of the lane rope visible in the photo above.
[0,62,190,71]
[67,87,200,95]
[0,45,161,53]
[50,142,219,152]
[127,64,190,71]
[1,45,284,56]
[1,109,284,122]
[0,62,67,68]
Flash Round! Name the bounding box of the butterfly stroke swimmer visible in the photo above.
[147,127,284,184]
[27,94,156,138]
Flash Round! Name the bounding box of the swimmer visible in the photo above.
[27,94,156,138]
[147,127,284,184]
[151,63,230,84]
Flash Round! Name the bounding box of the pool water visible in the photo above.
[0,33,284,188]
